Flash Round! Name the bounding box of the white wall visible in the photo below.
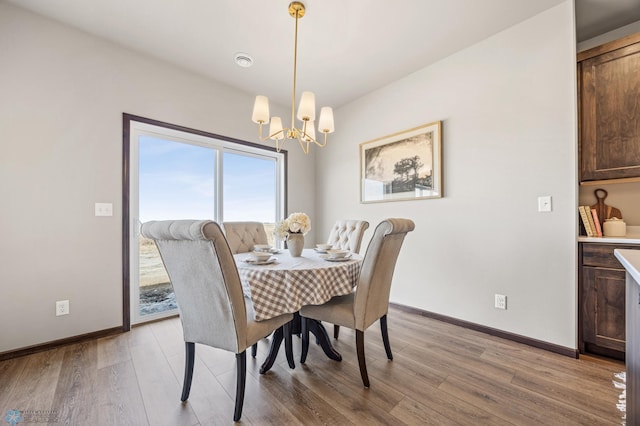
[317,2,578,348]
[0,3,315,353]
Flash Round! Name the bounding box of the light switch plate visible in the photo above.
[95,203,113,216]
[537,196,552,212]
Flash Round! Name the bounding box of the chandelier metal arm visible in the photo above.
[257,120,327,154]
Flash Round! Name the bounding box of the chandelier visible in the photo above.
[251,2,335,154]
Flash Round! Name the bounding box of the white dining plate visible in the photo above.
[244,257,277,265]
[254,248,281,254]
[320,254,353,262]
[314,248,329,253]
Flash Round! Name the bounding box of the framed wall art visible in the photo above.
[360,121,442,203]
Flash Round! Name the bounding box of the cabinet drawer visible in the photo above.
[581,243,639,269]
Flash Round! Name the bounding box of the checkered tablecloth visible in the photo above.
[234,249,363,321]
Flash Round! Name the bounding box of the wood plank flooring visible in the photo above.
[0,307,625,425]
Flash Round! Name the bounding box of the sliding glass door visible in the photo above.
[127,118,285,325]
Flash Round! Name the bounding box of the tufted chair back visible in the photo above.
[353,218,415,330]
[222,222,269,254]
[140,220,249,352]
[327,220,370,253]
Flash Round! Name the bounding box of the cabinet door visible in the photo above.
[582,267,626,353]
[580,42,640,181]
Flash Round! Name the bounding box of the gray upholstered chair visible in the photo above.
[326,219,370,339]
[140,220,293,422]
[222,221,269,254]
[326,219,370,253]
[300,218,415,388]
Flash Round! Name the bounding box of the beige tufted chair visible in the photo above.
[326,220,370,339]
[300,218,415,388]
[326,220,370,253]
[222,221,272,357]
[222,221,269,254]
[141,220,293,422]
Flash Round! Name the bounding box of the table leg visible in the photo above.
[283,321,295,369]
[259,326,283,374]
[306,319,342,361]
[259,322,296,374]
[260,317,342,374]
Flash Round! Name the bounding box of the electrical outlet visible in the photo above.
[494,294,507,310]
[56,300,69,316]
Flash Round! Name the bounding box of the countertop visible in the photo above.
[578,225,640,245]
[614,249,640,284]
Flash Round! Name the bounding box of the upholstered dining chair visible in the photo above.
[222,221,271,357]
[222,221,269,254]
[140,220,293,422]
[326,219,370,339]
[300,218,415,388]
[326,219,370,253]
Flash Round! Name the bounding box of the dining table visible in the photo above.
[234,248,363,374]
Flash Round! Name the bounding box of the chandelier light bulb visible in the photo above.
[303,122,316,142]
[252,96,270,124]
[318,107,335,133]
[297,92,316,121]
[269,117,284,140]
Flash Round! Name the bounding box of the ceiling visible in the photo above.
[575,0,640,41]
[5,0,640,109]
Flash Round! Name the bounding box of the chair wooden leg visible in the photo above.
[283,321,295,369]
[234,351,247,422]
[355,330,370,388]
[251,343,257,358]
[301,317,309,363]
[334,324,340,339]
[181,342,195,401]
[380,314,393,360]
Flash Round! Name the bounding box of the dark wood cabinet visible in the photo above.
[578,32,640,182]
[581,267,626,354]
[579,243,639,359]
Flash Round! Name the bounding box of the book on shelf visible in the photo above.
[578,206,594,237]
[578,217,587,236]
[586,206,598,237]
[591,208,603,237]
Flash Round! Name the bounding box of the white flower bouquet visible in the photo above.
[274,212,311,240]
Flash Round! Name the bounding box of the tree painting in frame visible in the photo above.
[360,121,442,203]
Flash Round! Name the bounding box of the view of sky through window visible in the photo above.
[223,151,276,223]
[139,136,276,223]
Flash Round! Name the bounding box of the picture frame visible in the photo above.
[360,121,442,203]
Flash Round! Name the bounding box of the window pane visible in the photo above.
[223,151,276,223]
[139,135,215,221]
